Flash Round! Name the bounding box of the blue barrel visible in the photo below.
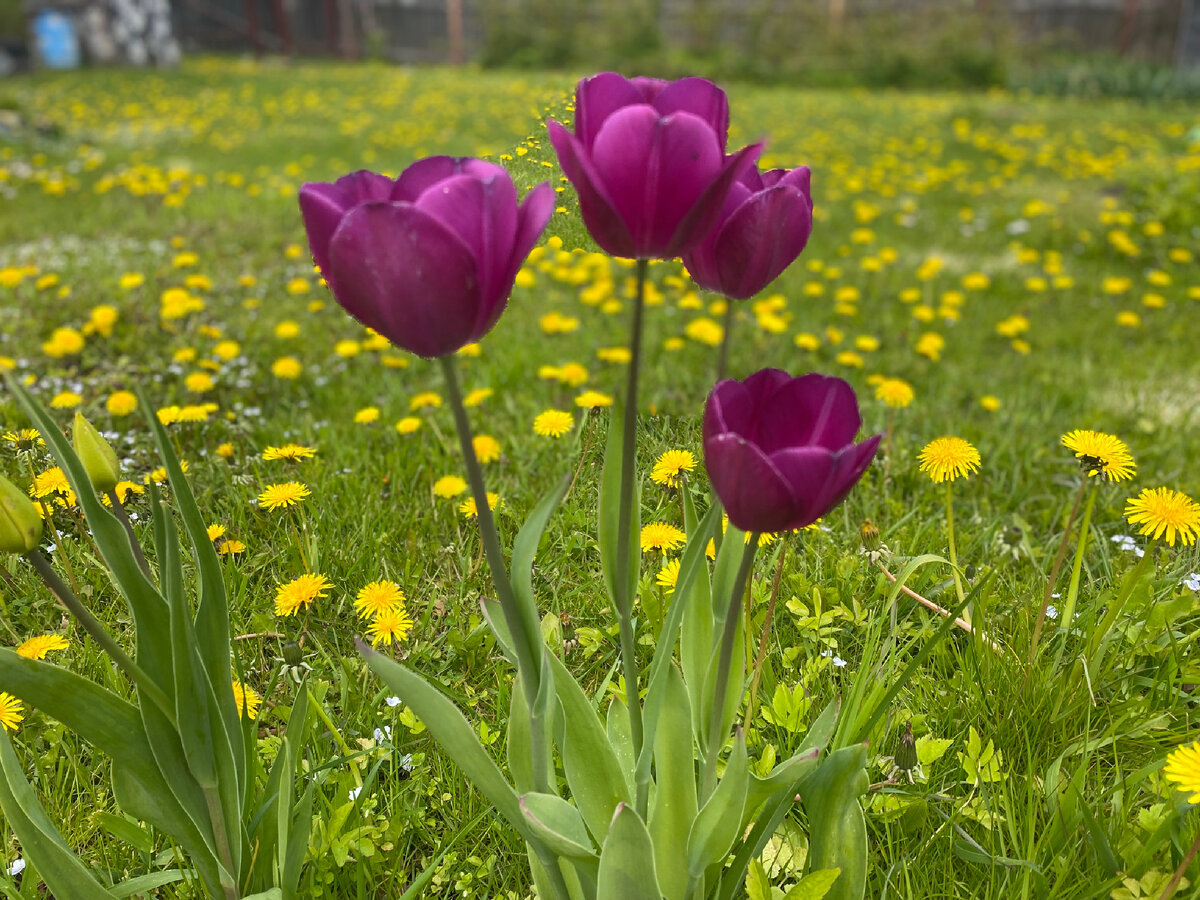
[32,10,81,69]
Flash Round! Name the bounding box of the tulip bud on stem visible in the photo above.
[702,535,758,802]
[438,353,550,794]
[613,259,649,760]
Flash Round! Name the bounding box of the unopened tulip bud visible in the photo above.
[73,412,120,493]
[0,474,43,554]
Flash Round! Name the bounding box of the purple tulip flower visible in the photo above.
[298,157,554,359]
[682,165,814,300]
[547,72,762,260]
[704,369,880,533]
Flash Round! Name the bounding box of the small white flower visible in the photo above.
[1046,605,1058,620]
[373,725,392,742]
[385,696,401,707]
[348,786,362,802]
[7,858,24,876]
[1183,574,1200,592]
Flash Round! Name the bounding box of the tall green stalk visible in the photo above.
[701,536,758,802]
[439,354,549,794]
[944,483,966,612]
[1059,484,1098,630]
[716,298,734,382]
[1029,479,1087,663]
[613,259,648,758]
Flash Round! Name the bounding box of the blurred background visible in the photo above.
[1,0,1199,97]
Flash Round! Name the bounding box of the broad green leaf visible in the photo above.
[699,607,745,763]
[547,652,632,843]
[648,664,697,900]
[282,783,314,900]
[361,645,532,842]
[0,731,116,900]
[606,696,635,797]
[802,745,868,900]
[915,735,953,766]
[679,488,714,727]
[242,891,283,900]
[521,793,598,862]
[511,473,571,677]
[798,699,840,755]
[480,595,517,662]
[744,748,820,829]
[710,523,747,623]
[784,868,842,900]
[597,804,661,900]
[92,811,153,854]
[109,870,188,898]
[598,399,640,617]
[687,729,749,878]
[507,672,535,793]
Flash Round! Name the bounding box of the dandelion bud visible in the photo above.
[282,640,304,667]
[860,519,882,552]
[72,412,120,493]
[0,474,43,554]
[894,721,917,774]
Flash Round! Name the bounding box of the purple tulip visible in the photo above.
[298,157,554,359]
[704,369,880,533]
[547,72,762,260]
[682,165,813,300]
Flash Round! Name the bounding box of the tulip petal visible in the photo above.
[665,140,763,258]
[328,202,481,359]
[299,171,395,282]
[705,434,802,533]
[575,73,649,148]
[750,374,862,454]
[820,436,881,513]
[415,172,517,310]
[591,106,724,258]
[548,118,637,258]
[703,369,792,449]
[653,77,730,151]
[708,184,813,299]
[391,156,508,203]
[766,446,838,529]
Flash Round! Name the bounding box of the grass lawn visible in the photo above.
[0,59,1199,899]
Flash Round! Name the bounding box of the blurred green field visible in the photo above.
[0,59,1198,898]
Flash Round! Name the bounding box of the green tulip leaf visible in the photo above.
[597,804,662,900]
[521,792,598,862]
[687,728,749,878]
[784,868,842,900]
[649,664,698,900]
[802,744,869,900]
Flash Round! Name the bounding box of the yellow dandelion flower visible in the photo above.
[217,539,246,555]
[275,321,300,339]
[355,406,381,425]
[473,435,501,464]
[274,573,331,616]
[272,356,302,379]
[16,634,69,659]
[685,317,724,346]
[206,524,226,542]
[875,378,914,409]
[355,580,406,619]
[216,442,235,459]
[262,444,316,462]
[433,475,467,498]
[575,390,613,408]
[656,558,680,593]
[651,450,696,488]
[979,395,1001,412]
[257,482,311,511]
[459,493,500,518]
[2,428,43,451]
[640,522,686,553]
[557,363,589,387]
[409,392,442,411]
[50,391,82,409]
[463,387,493,407]
[395,417,422,435]
[30,466,72,499]
[367,606,415,645]
[1061,430,1136,482]
[533,409,574,438]
[231,680,261,719]
[918,437,981,484]
[106,391,138,416]
[0,693,23,731]
[1165,741,1200,803]
[1124,487,1200,547]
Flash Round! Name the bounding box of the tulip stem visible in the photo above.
[613,259,648,760]
[438,354,549,794]
[24,549,175,724]
[702,535,758,803]
[105,490,152,580]
[716,299,734,382]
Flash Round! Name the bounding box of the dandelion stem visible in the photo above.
[702,535,758,802]
[439,353,549,794]
[25,549,175,724]
[1029,479,1087,663]
[1159,824,1200,900]
[944,483,966,611]
[106,489,152,580]
[877,563,1002,653]
[613,259,648,760]
[1059,484,1098,631]
[716,298,734,383]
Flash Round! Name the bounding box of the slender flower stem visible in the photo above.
[25,549,174,722]
[1159,825,1200,900]
[1059,484,1098,631]
[439,354,549,792]
[944,483,966,612]
[716,298,734,383]
[309,684,363,789]
[106,489,152,580]
[744,543,788,730]
[1029,479,1087,663]
[702,535,758,802]
[877,563,1002,653]
[613,259,648,758]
